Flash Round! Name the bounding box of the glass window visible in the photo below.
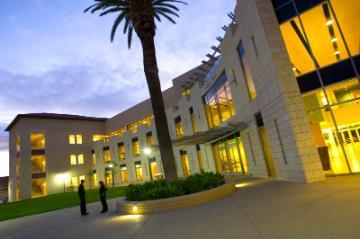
[118,143,125,161]
[78,154,84,165]
[196,145,204,174]
[120,165,128,183]
[132,138,140,156]
[204,72,236,128]
[79,175,85,182]
[103,148,111,163]
[16,136,20,152]
[76,135,83,144]
[175,116,185,139]
[69,135,76,145]
[70,155,77,165]
[30,134,45,149]
[238,42,257,100]
[189,107,197,133]
[71,176,78,186]
[135,162,143,181]
[92,151,96,166]
[146,132,153,145]
[180,150,191,177]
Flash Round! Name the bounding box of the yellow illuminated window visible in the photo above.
[30,133,45,149]
[118,143,125,161]
[92,152,96,166]
[238,42,257,100]
[71,176,78,186]
[135,163,143,181]
[31,156,46,172]
[78,154,84,165]
[79,175,85,182]
[175,116,184,139]
[190,107,197,133]
[76,135,83,144]
[180,150,191,177]
[16,136,20,152]
[132,138,141,156]
[146,132,153,145]
[69,135,76,144]
[70,155,77,165]
[103,148,111,163]
[181,88,191,97]
[204,72,236,128]
[120,166,128,183]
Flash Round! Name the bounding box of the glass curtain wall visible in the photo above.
[279,0,360,174]
[204,72,236,128]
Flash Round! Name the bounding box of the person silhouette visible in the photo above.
[99,181,108,213]
[78,180,89,216]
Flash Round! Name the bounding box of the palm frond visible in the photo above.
[84,0,187,48]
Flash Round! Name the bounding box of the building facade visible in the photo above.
[6,0,359,201]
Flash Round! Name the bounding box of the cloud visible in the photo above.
[0,0,236,176]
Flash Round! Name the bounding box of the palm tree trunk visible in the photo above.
[139,35,178,182]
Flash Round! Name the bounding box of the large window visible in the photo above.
[174,116,185,139]
[30,134,45,149]
[118,143,125,161]
[70,154,84,165]
[278,0,360,175]
[103,147,111,163]
[135,162,143,181]
[132,138,140,156]
[146,132,153,145]
[180,150,191,177]
[69,134,82,145]
[120,165,128,183]
[204,72,236,128]
[189,107,197,133]
[238,42,257,100]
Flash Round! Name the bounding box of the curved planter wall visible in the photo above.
[116,182,236,215]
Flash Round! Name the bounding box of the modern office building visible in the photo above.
[6,0,359,201]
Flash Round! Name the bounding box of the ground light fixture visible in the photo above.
[132,205,139,213]
[235,183,249,188]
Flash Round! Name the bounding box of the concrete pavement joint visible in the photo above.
[228,193,266,239]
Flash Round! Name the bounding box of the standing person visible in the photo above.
[99,181,108,213]
[78,180,89,216]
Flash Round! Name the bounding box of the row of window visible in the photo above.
[96,132,154,165]
[110,115,154,138]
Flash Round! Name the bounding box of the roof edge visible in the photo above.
[5,113,108,132]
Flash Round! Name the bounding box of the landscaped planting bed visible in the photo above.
[125,172,225,201]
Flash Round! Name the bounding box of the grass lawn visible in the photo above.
[0,186,126,222]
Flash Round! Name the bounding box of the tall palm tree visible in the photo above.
[85,0,186,182]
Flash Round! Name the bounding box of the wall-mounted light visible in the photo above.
[331,37,338,43]
[334,50,340,55]
[325,19,334,26]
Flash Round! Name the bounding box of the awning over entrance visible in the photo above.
[172,122,247,146]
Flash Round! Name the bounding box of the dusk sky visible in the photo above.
[0,0,236,176]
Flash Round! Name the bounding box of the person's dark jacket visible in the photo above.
[78,184,85,201]
[99,184,107,198]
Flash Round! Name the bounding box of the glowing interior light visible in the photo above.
[331,37,338,43]
[132,205,138,212]
[326,19,334,26]
[334,50,340,55]
[322,97,328,106]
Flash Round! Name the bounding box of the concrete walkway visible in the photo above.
[1,175,359,239]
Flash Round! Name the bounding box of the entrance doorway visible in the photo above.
[212,133,248,175]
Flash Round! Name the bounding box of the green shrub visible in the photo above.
[125,172,225,201]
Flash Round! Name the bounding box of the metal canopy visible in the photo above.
[172,122,247,146]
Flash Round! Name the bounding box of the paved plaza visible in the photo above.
[1,175,359,239]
